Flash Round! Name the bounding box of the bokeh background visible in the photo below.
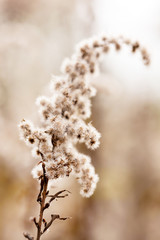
[1,0,160,239]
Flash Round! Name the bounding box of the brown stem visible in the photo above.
[36,165,48,240]
[23,163,70,240]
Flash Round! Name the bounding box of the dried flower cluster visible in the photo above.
[19,35,150,198]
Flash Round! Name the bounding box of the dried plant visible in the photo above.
[19,35,149,240]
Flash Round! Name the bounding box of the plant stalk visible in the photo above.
[36,176,48,240]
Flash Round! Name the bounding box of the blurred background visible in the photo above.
[1,0,160,239]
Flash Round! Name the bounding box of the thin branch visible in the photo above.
[47,190,71,203]
[33,217,39,229]
[43,190,71,211]
[42,214,69,234]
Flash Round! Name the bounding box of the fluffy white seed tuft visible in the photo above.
[19,35,150,197]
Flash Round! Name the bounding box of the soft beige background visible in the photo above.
[1,0,160,239]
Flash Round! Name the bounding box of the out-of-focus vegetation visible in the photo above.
[1,0,160,240]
